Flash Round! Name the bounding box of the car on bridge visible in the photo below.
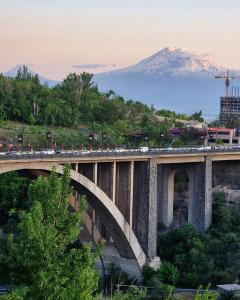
[139,146,149,152]
[41,149,55,155]
[5,151,21,156]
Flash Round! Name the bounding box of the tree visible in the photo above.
[0,172,30,230]
[5,165,100,300]
[216,138,224,145]
[171,139,184,148]
[80,72,94,90]
[0,288,29,300]
[190,110,204,123]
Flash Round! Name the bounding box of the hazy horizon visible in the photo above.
[1,0,240,80]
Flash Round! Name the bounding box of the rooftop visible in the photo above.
[208,127,233,133]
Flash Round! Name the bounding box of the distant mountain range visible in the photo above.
[94,47,240,116]
[3,65,59,88]
[3,48,240,117]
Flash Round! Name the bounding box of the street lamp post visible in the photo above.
[0,137,3,152]
[46,131,52,149]
[18,134,23,152]
[102,132,107,149]
[160,132,164,147]
[144,134,149,147]
[88,133,94,151]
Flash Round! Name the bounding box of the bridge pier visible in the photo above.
[204,156,213,230]
[133,160,158,260]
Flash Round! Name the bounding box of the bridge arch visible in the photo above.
[0,161,146,270]
[162,165,195,227]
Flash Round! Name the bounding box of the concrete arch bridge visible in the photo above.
[0,149,239,278]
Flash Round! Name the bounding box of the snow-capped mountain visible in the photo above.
[95,48,238,116]
[3,65,59,87]
[114,47,222,76]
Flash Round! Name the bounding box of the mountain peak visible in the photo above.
[4,64,38,78]
[113,47,223,76]
[3,65,59,87]
[160,47,182,53]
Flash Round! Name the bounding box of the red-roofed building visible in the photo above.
[208,127,240,145]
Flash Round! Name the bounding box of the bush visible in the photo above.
[111,286,146,300]
[0,287,29,300]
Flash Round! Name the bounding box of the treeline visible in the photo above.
[0,66,153,127]
[156,109,204,123]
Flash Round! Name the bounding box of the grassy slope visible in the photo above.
[0,121,88,150]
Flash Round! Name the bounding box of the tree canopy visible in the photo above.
[1,166,100,299]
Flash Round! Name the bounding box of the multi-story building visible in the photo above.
[220,96,240,125]
[208,127,240,145]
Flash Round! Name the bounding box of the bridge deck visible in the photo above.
[0,148,240,164]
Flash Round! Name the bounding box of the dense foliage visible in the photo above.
[0,172,30,232]
[0,166,100,299]
[0,66,153,128]
[0,66,204,148]
[156,109,204,123]
[156,192,240,288]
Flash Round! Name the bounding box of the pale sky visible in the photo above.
[1,0,240,79]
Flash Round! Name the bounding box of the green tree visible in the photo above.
[216,138,224,145]
[0,288,29,300]
[190,110,204,122]
[0,172,30,230]
[5,165,100,300]
[171,139,184,148]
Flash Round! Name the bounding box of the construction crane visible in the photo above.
[215,71,240,97]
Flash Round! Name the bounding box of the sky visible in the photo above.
[1,0,240,79]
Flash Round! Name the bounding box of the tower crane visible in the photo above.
[215,71,240,97]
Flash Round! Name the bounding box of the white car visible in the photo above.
[163,147,173,151]
[41,149,55,155]
[140,146,149,152]
[80,150,90,155]
[114,148,126,153]
[197,146,211,151]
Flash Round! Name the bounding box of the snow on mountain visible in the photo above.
[108,47,224,76]
[3,65,59,87]
[95,48,238,116]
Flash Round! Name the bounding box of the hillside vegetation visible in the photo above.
[0,66,203,149]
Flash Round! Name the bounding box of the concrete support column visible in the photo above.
[147,159,158,258]
[112,161,116,204]
[129,161,134,228]
[188,167,195,225]
[94,162,98,184]
[191,159,213,231]
[204,156,212,230]
[161,167,174,227]
[92,162,98,241]
[75,163,79,173]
